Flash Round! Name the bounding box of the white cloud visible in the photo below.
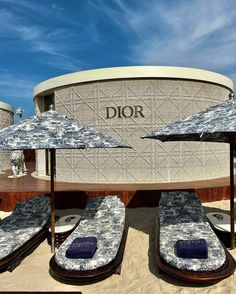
[51,4,64,11]
[1,0,236,85]
[0,71,39,116]
[0,72,36,99]
[40,55,84,72]
[89,0,236,78]
[0,2,95,70]
[0,0,78,26]
[0,8,63,56]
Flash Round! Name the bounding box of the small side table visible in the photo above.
[48,214,81,248]
[206,212,236,248]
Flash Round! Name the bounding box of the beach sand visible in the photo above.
[0,199,235,294]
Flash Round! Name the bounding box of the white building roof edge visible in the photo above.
[0,101,14,113]
[34,66,234,97]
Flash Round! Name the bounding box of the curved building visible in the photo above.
[0,101,14,171]
[34,66,233,184]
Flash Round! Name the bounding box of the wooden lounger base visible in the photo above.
[155,219,236,284]
[0,226,48,273]
[49,226,128,285]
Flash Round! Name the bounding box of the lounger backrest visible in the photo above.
[85,195,124,211]
[159,191,204,224]
[0,195,50,261]
[11,196,51,224]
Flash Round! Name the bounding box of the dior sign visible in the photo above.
[106,105,144,119]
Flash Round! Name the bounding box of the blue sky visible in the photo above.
[0,0,236,118]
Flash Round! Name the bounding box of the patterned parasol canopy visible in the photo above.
[0,110,129,150]
[142,97,236,249]
[0,109,130,252]
[143,99,236,143]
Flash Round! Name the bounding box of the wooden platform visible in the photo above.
[0,162,234,211]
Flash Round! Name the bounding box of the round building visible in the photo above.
[33,66,233,184]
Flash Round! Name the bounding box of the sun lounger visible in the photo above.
[49,195,128,284]
[155,191,236,283]
[0,195,50,272]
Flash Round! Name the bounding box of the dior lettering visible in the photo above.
[106,105,144,119]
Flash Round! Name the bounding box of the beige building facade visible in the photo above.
[34,66,233,184]
[0,101,14,171]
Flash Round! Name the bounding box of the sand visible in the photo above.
[0,199,235,294]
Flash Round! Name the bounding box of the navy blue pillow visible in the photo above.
[66,237,97,259]
[176,239,208,259]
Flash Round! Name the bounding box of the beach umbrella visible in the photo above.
[0,108,130,252]
[143,96,236,249]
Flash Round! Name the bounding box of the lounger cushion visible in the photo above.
[159,191,226,271]
[55,195,125,271]
[0,196,50,260]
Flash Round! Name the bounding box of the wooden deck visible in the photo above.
[0,162,234,211]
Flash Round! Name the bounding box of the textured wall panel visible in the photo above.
[0,109,13,171]
[53,79,230,183]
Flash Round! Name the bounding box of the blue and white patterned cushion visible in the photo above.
[159,191,226,271]
[55,195,126,271]
[0,195,50,260]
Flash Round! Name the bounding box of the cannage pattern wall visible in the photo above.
[54,79,230,184]
[0,108,13,171]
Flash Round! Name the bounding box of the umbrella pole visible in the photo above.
[50,148,56,253]
[229,143,235,249]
